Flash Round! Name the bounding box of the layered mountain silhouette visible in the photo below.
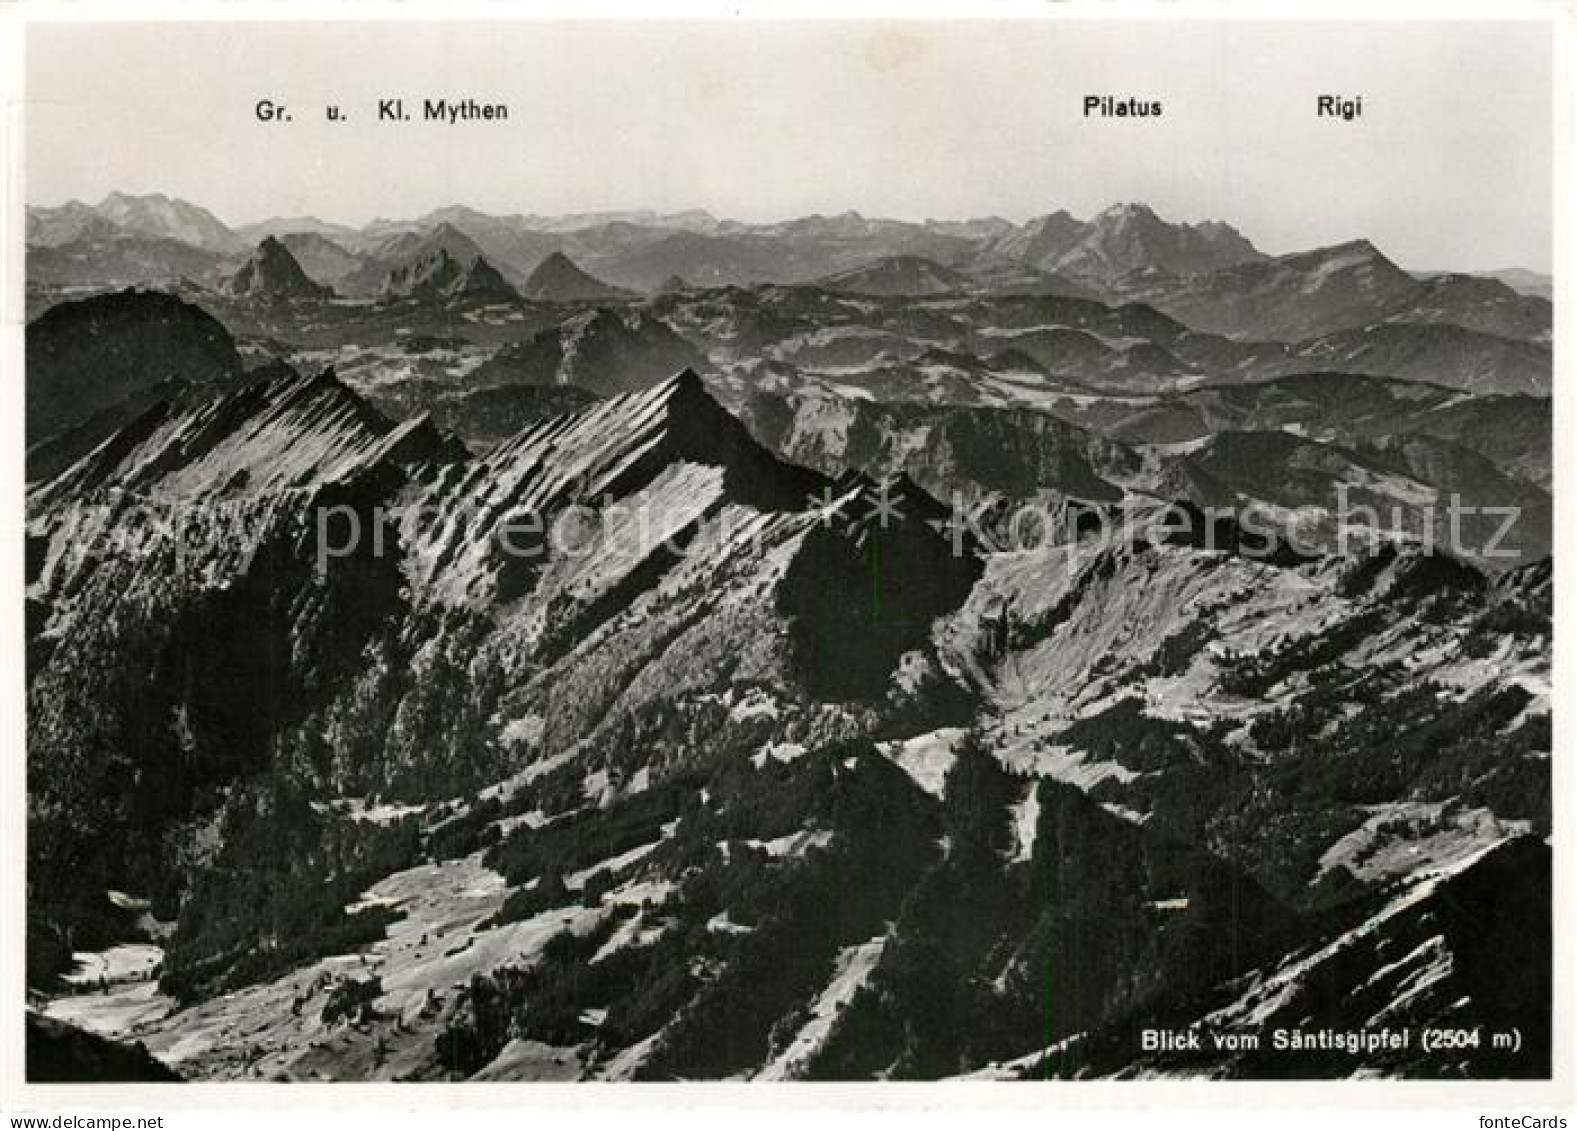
[21,192,1553,1083]
[988,202,1265,284]
[382,248,518,302]
[361,223,498,297]
[28,230,228,288]
[1291,321,1551,396]
[471,307,701,396]
[1470,266,1551,299]
[26,349,1549,1080]
[814,255,973,295]
[369,220,489,268]
[234,215,363,245]
[26,203,124,247]
[28,192,246,255]
[23,194,1553,351]
[401,383,601,448]
[224,237,335,301]
[276,232,366,289]
[25,290,246,481]
[1113,239,1551,343]
[519,251,631,301]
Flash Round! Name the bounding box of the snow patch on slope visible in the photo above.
[877,727,967,797]
[755,933,888,1080]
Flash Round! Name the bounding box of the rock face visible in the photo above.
[27,200,120,246]
[371,220,488,269]
[26,368,973,980]
[276,232,367,290]
[988,834,1551,1080]
[519,251,630,301]
[985,203,1265,284]
[26,349,1549,1081]
[32,366,456,507]
[20,196,1553,1085]
[472,308,703,396]
[983,209,1087,268]
[92,191,248,254]
[21,196,1555,348]
[351,222,494,296]
[25,290,246,481]
[25,191,242,254]
[1061,202,1264,282]
[225,236,336,301]
[381,248,518,302]
[448,255,520,301]
[738,390,1135,503]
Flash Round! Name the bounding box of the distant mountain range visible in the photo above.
[1418,265,1552,300]
[224,236,335,302]
[519,251,632,302]
[815,254,977,296]
[26,193,1551,345]
[381,247,517,303]
[1106,239,1553,343]
[24,192,1553,1085]
[28,286,1553,554]
[29,191,248,255]
[983,202,1265,282]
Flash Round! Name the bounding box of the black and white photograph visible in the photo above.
[4,7,1568,1106]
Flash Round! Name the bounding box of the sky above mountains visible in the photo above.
[26,19,1554,272]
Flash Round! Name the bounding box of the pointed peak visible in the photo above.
[256,363,360,408]
[479,363,825,518]
[1301,238,1389,263]
[830,467,879,495]
[1027,209,1082,228]
[1096,201,1161,224]
[522,251,627,301]
[456,253,513,288]
[608,366,720,426]
[1286,238,1402,273]
[364,409,471,472]
[662,367,708,399]
[34,361,411,504]
[227,235,333,300]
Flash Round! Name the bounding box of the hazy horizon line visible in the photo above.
[22,188,1255,233]
[26,189,1553,276]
